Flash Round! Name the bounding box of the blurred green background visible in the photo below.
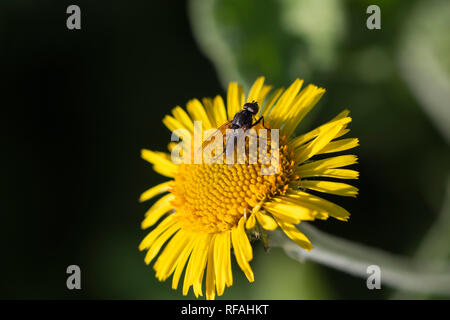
[2,0,449,299]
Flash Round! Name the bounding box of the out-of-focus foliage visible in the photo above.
[398,0,450,143]
[190,0,346,89]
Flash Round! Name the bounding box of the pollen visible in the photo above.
[170,135,295,233]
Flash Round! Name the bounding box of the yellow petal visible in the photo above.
[231,218,254,282]
[172,234,196,290]
[300,180,359,197]
[162,115,185,133]
[139,215,175,251]
[205,235,216,300]
[227,82,242,120]
[257,85,273,107]
[141,194,175,229]
[274,79,303,115]
[186,99,212,130]
[192,234,210,297]
[289,117,352,149]
[139,181,172,203]
[269,79,303,128]
[154,230,189,280]
[282,85,326,138]
[202,97,216,126]
[263,201,316,224]
[261,87,284,119]
[223,232,233,288]
[214,232,227,296]
[238,85,245,110]
[332,109,350,120]
[299,168,359,180]
[255,211,278,230]
[247,76,265,103]
[171,106,194,133]
[141,149,178,178]
[144,224,180,265]
[285,190,351,221]
[231,237,254,283]
[212,95,228,128]
[300,154,358,171]
[319,138,359,154]
[276,219,313,251]
[294,120,349,164]
[245,213,256,229]
[182,236,202,296]
[236,217,253,262]
[151,164,178,178]
[295,155,359,180]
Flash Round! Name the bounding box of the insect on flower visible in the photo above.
[200,100,266,163]
[139,77,359,300]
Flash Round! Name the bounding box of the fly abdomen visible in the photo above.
[231,110,253,130]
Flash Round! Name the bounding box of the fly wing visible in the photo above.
[200,120,232,152]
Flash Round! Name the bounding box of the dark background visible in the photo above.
[2,0,221,299]
[2,0,449,299]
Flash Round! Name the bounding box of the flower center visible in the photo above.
[170,134,295,233]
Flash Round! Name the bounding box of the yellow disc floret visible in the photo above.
[171,134,295,233]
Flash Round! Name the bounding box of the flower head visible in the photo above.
[139,77,359,299]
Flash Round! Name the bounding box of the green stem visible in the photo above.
[390,177,450,298]
[270,222,450,296]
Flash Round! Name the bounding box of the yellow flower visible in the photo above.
[139,77,359,299]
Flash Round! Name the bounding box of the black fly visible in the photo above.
[201,100,265,153]
[229,100,265,131]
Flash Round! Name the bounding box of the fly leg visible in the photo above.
[251,116,265,129]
